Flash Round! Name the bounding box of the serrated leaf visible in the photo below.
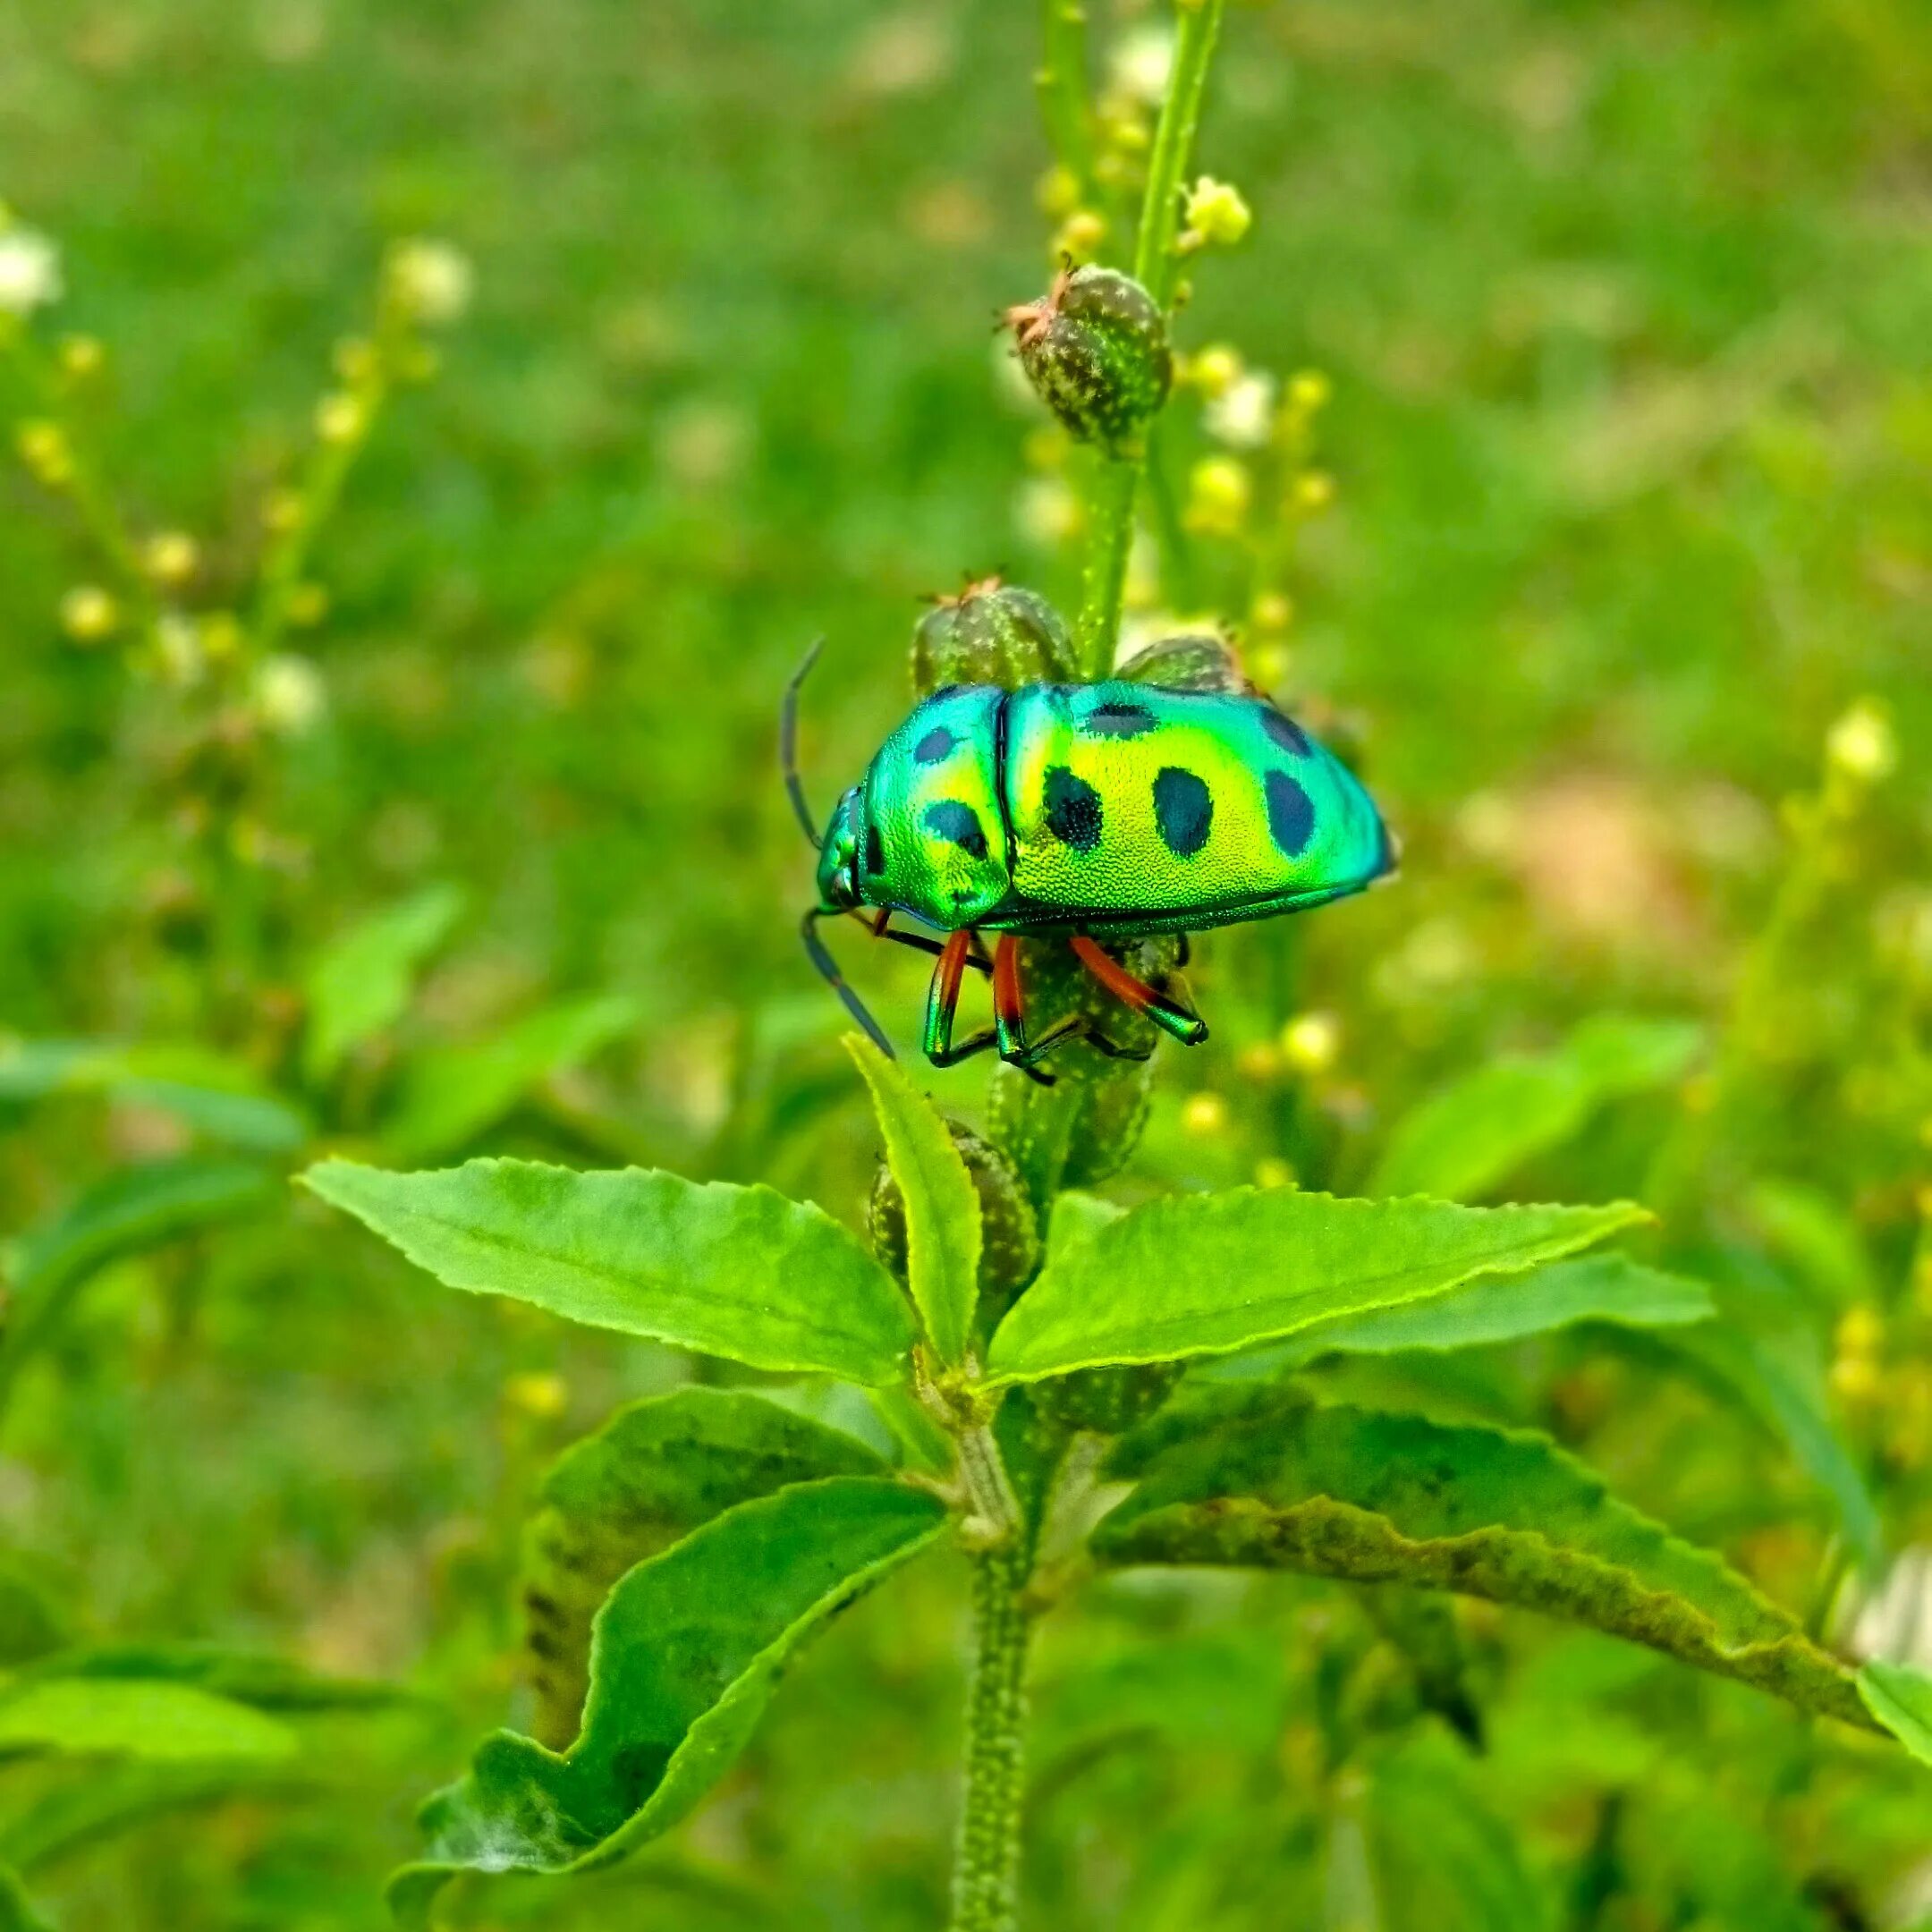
[1258,1253,1715,1369]
[0,1680,298,1762]
[985,1190,1646,1383]
[303,883,466,1083]
[0,1159,279,1410]
[380,994,638,1164]
[1857,1660,1932,1766]
[521,1389,884,1746]
[1097,1385,1874,1731]
[843,1036,979,1365]
[0,1040,308,1152]
[304,1157,916,1385]
[388,1477,946,1924]
[1369,1016,1700,1201]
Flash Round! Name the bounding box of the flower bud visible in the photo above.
[869,1122,1042,1330]
[1004,264,1172,455]
[58,585,117,643]
[1182,175,1253,249]
[911,576,1078,693]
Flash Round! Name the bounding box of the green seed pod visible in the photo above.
[868,1121,1042,1329]
[1032,1361,1183,1436]
[911,577,1077,695]
[1004,265,1172,454]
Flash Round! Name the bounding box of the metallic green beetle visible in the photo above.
[785,636,1395,1072]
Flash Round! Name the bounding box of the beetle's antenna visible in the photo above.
[781,639,826,850]
[801,910,896,1059]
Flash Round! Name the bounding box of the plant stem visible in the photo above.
[949,1546,1033,1932]
[1036,0,1095,197]
[1073,0,1227,677]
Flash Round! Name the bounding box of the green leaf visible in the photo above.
[1097,1384,1874,1732]
[1667,1324,1883,1571]
[521,1389,884,1746]
[843,1035,979,1365]
[0,1040,309,1152]
[380,993,638,1164]
[0,1562,68,1670]
[1857,1659,1932,1766]
[304,1157,916,1385]
[0,1680,298,1762]
[1368,1016,1700,1201]
[302,883,466,1084]
[21,1643,403,1713]
[985,1190,1647,1383]
[0,1159,280,1410]
[1249,1253,1715,1371]
[0,1867,49,1932]
[389,1477,946,1923]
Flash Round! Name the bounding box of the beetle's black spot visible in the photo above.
[864,825,886,876]
[914,726,956,765]
[1152,767,1213,859]
[1042,766,1104,853]
[924,800,989,861]
[1081,699,1157,739]
[1260,707,1310,756]
[1265,768,1316,857]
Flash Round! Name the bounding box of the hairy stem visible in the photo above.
[1074,0,1228,677]
[949,1546,1033,1932]
[1036,0,1094,196]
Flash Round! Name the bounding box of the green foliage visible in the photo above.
[0,1681,296,1764]
[520,1389,884,1748]
[1369,1017,1702,1201]
[390,1478,946,1923]
[304,1157,916,1384]
[846,1037,981,1366]
[1857,1660,1932,1767]
[301,884,466,1085]
[1099,1383,1871,1730]
[0,1042,309,1153]
[987,1190,1648,1381]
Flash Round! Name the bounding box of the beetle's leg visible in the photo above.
[1068,935,1209,1046]
[801,909,896,1058]
[923,930,1002,1068]
[989,936,1083,1074]
[866,910,993,975]
[1077,1024,1154,1063]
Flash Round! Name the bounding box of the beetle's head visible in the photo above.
[814,785,864,911]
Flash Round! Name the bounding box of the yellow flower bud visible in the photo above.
[1253,1157,1297,1191]
[1235,1040,1282,1082]
[1184,343,1242,398]
[314,391,368,445]
[199,612,243,663]
[141,530,199,587]
[1251,589,1294,632]
[1286,369,1332,415]
[56,334,104,379]
[1036,165,1080,219]
[1825,699,1896,787]
[1291,470,1335,514]
[284,581,330,628]
[58,585,117,642]
[504,1371,569,1420]
[1281,1011,1341,1074]
[262,488,305,533]
[1182,1090,1228,1135]
[1182,175,1253,248]
[1050,208,1108,263]
[1835,1304,1883,1359]
[1184,454,1251,536]
[14,419,72,487]
[332,336,377,384]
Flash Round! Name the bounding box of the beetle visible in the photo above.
[784,633,1395,1073]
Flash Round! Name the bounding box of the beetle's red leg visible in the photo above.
[924,930,1001,1067]
[991,936,1083,1072]
[1068,935,1209,1046]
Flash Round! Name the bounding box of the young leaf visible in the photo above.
[844,1035,979,1365]
[0,1680,298,1762]
[521,1388,885,1746]
[388,1477,947,1925]
[1368,1015,1700,1202]
[304,1157,916,1384]
[1255,1253,1715,1370]
[985,1190,1647,1383]
[301,882,466,1084]
[1857,1660,1932,1767]
[379,993,638,1164]
[1097,1385,1875,1733]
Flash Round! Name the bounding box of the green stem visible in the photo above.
[1073,0,1227,678]
[1036,0,1095,196]
[949,1546,1033,1932]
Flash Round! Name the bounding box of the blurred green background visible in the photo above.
[1,1,1928,1926]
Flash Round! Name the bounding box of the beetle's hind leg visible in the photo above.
[987,936,1085,1077]
[1068,935,1209,1047]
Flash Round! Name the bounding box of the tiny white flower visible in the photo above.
[386,238,473,326]
[254,654,327,734]
[0,228,62,317]
[1110,25,1174,106]
[1204,369,1278,450]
